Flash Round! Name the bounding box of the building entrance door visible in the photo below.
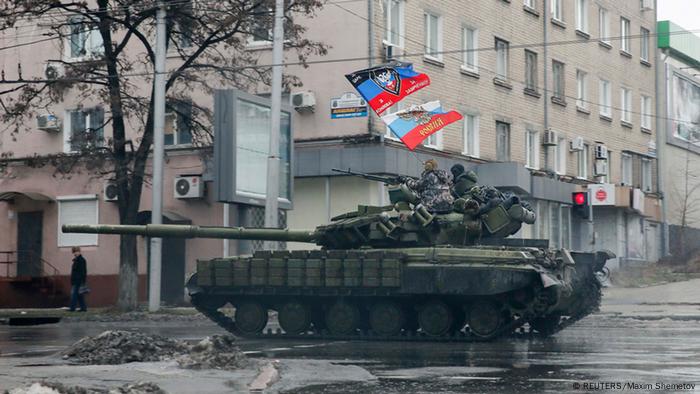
[17,211,43,277]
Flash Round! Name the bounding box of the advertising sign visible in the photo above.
[588,183,615,206]
[330,92,368,119]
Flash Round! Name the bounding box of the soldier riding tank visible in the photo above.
[63,167,613,341]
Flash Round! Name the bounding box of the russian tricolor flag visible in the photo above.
[345,62,430,115]
[382,101,463,150]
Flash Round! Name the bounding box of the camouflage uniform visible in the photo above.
[406,169,454,213]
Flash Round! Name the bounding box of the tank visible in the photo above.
[63,171,613,341]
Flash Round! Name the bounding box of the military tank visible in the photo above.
[63,170,612,341]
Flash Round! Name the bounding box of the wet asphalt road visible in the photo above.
[1,313,700,393]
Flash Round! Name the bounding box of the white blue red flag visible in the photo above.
[381,101,463,150]
[345,61,430,115]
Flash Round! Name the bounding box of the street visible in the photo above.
[1,280,700,393]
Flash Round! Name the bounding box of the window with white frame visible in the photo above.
[549,203,560,248]
[555,135,567,174]
[551,0,563,21]
[552,60,565,99]
[620,17,631,53]
[599,79,611,117]
[620,87,632,123]
[641,95,652,130]
[495,37,509,79]
[621,153,632,185]
[164,100,193,146]
[250,3,272,44]
[576,70,587,108]
[642,158,652,192]
[525,50,538,92]
[560,205,571,249]
[640,27,650,61]
[384,102,404,139]
[384,0,404,47]
[496,121,511,161]
[424,129,443,149]
[575,0,588,33]
[424,12,442,61]
[66,17,104,60]
[524,0,536,9]
[63,107,105,153]
[58,195,98,247]
[526,129,539,169]
[598,7,610,44]
[462,26,478,72]
[578,143,589,178]
[463,114,480,157]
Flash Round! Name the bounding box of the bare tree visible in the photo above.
[671,139,700,258]
[0,0,326,310]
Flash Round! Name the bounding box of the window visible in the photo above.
[384,102,403,139]
[551,0,563,21]
[576,70,587,108]
[58,195,98,247]
[598,7,610,44]
[620,17,631,53]
[599,79,611,117]
[549,203,560,248]
[620,87,631,123]
[164,100,193,146]
[524,0,536,8]
[560,205,571,249]
[621,153,632,185]
[424,12,442,61]
[424,129,442,149]
[463,114,480,157]
[641,95,652,130]
[66,17,104,60]
[495,38,509,79]
[384,0,404,47]
[642,159,652,192]
[250,4,272,43]
[578,143,589,178]
[63,107,105,153]
[462,27,479,72]
[552,60,565,99]
[496,121,511,161]
[525,50,538,92]
[640,27,650,61]
[575,0,588,33]
[526,129,539,169]
[555,135,567,174]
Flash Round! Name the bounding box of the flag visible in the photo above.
[381,101,463,150]
[345,61,430,115]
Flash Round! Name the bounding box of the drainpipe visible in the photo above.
[367,0,374,136]
[542,0,550,172]
[653,0,669,257]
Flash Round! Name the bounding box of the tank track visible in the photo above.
[190,275,602,342]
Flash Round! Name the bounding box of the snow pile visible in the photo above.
[6,381,164,394]
[62,331,188,365]
[176,334,248,370]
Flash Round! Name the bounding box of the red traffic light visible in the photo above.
[573,192,587,206]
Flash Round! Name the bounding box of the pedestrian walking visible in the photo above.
[69,246,87,312]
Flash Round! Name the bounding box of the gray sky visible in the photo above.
[658,0,700,36]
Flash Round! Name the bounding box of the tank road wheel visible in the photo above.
[530,313,561,337]
[325,301,361,335]
[234,302,268,335]
[467,300,506,339]
[278,301,312,334]
[369,302,405,336]
[418,300,454,337]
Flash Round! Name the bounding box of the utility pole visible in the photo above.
[264,0,284,249]
[149,3,167,311]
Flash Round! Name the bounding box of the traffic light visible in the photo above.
[572,191,590,219]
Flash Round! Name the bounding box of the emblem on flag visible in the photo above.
[381,101,463,150]
[345,62,430,115]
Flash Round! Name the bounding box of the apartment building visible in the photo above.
[656,20,700,258]
[0,1,662,306]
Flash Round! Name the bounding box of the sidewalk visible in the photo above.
[601,278,700,319]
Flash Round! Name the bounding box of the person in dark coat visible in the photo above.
[405,159,454,213]
[69,246,87,312]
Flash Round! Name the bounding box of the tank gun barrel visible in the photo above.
[332,168,413,185]
[62,224,319,243]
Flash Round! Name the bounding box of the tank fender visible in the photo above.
[594,250,616,272]
[185,273,203,296]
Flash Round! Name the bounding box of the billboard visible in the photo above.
[214,89,293,209]
[670,71,700,148]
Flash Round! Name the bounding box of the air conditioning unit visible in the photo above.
[174,175,204,199]
[594,161,608,176]
[542,130,558,146]
[570,136,584,152]
[640,0,653,11]
[103,182,119,202]
[290,91,315,113]
[36,114,61,132]
[595,145,609,160]
[44,62,65,80]
[383,42,401,61]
